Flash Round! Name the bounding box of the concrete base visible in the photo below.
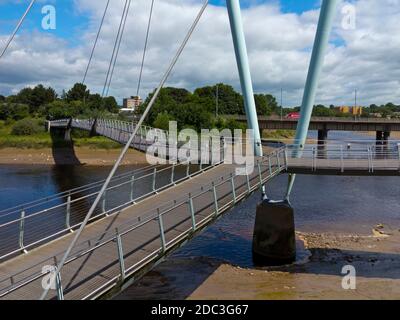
[252,199,296,266]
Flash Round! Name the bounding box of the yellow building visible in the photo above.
[336,106,363,116]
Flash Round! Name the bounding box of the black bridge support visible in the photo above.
[318,129,328,145]
[376,131,390,145]
[90,118,98,137]
[252,199,296,266]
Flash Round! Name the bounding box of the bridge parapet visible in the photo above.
[285,141,400,175]
[0,149,286,300]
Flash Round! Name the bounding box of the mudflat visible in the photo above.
[188,225,400,300]
[0,147,151,165]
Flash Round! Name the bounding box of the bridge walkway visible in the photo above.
[0,150,285,300]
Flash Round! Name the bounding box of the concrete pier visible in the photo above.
[252,200,296,265]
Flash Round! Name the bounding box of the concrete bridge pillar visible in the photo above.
[376,131,390,145]
[252,200,296,266]
[318,129,328,145]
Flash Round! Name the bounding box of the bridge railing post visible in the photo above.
[312,146,317,171]
[55,270,64,300]
[102,190,107,216]
[170,164,175,185]
[152,168,157,192]
[19,210,27,254]
[188,193,196,231]
[368,146,374,173]
[212,182,219,217]
[66,194,72,232]
[340,145,344,173]
[157,209,166,252]
[230,174,237,204]
[130,175,135,202]
[257,160,263,188]
[284,148,288,170]
[246,171,251,193]
[398,143,400,171]
[186,160,190,177]
[115,228,126,281]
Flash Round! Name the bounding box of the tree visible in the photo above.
[194,83,244,115]
[103,96,119,113]
[254,94,279,115]
[0,95,5,102]
[66,83,90,102]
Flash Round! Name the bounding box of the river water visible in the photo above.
[0,130,399,299]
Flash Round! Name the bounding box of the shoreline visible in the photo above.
[187,225,400,300]
[0,147,151,166]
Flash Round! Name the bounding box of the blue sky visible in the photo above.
[0,0,320,44]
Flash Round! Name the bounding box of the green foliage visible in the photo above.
[15,85,57,113]
[153,112,174,131]
[254,94,279,115]
[11,118,44,136]
[0,103,29,120]
[66,83,89,102]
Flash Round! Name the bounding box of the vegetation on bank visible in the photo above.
[0,119,120,150]
[261,129,295,140]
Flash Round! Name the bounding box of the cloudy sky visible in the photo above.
[0,0,399,107]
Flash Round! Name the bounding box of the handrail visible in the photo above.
[0,148,286,299]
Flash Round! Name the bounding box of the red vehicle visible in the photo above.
[285,112,300,119]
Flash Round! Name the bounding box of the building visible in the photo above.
[336,106,363,116]
[122,96,143,111]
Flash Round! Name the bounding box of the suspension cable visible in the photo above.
[105,0,132,97]
[82,0,110,84]
[40,0,209,300]
[136,0,155,97]
[101,0,129,97]
[0,0,36,60]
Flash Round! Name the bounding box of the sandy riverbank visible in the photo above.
[187,225,400,300]
[0,147,152,165]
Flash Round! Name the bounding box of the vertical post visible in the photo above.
[171,164,175,184]
[158,209,166,252]
[130,175,135,202]
[231,174,237,204]
[19,210,27,253]
[115,228,126,281]
[55,271,64,300]
[102,190,107,215]
[246,172,251,193]
[340,145,344,173]
[286,0,338,198]
[257,161,263,186]
[226,0,262,157]
[188,194,196,231]
[397,143,400,171]
[66,194,72,232]
[212,182,219,217]
[312,146,317,171]
[186,161,190,177]
[152,168,157,192]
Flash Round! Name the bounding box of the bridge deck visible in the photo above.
[0,154,284,300]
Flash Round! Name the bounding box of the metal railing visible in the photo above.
[285,141,400,173]
[0,148,287,300]
[0,159,224,262]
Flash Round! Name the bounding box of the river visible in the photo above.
[0,130,399,299]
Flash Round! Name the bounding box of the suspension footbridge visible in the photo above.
[0,0,398,300]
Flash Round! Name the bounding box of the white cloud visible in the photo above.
[0,0,400,107]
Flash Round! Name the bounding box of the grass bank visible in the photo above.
[0,119,120,149]
[261,129,295,141]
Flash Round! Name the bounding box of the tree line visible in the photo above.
[0,83,118,121]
